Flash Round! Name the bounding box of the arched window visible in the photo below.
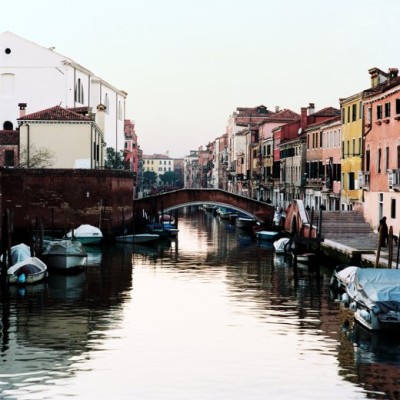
[74,78,84,104]
[3,121,13,130]
[104,93,109,114]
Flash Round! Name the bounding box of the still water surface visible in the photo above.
[1,207,400,399]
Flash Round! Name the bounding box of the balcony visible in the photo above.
[388,169,400,191]
[358,171,370,191]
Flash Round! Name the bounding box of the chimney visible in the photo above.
[275,106,280,113]
[307,103,315,115]
[389,68,399,80]
[18,103,27,118]
[96,103,106,134]
[301,107,308,129]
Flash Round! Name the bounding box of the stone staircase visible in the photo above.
[317,210,378,250]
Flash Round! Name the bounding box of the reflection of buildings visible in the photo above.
[1,245,133,394]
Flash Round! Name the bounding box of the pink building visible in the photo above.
[362,67,400,231]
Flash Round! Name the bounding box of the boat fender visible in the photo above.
[350,302,357,311]
[18,273,26,284]
[360,310,371,321]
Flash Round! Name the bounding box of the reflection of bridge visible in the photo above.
[133,189,275,224]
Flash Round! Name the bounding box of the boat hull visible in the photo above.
[256,230,279,241]
[116,234,160,244]
[7,257,48,284]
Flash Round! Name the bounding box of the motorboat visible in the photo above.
[345,268,400,331]
[236,217,257,230]
[115,233,160,244]
[41,239,88,271]
[1,243,48,284]
[273,237,292,254]
[256,230,279,242]
[64,224,103,245]
[330,264,359,295]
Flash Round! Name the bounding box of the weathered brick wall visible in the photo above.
[0,168,134,238]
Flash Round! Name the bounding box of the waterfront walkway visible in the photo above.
[319,211,400,268]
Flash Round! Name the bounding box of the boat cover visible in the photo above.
[347,268,400,313]
[8,243,31,264]
[273,238,291,253]
[43,240,87,256]
[336,266,358,286]
[65,224,103,238]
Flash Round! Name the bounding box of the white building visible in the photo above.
[0,31,127,151]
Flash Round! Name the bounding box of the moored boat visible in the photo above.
[41,239,88,271]
[273,237,292,254]
[65,224,103,245]
[7,256,48,284]
[345,268,400,331]
[256,230,279,242]
[115,233,160,244]
[236,217,257,230]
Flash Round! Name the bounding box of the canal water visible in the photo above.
[1,206,400,399]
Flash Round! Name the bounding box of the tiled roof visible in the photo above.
[0,130,19,145]
[312,107,341,117]
[18,106,92,121]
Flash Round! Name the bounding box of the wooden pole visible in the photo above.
[376,228,383,267]
[388,226,394,268]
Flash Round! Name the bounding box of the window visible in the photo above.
[377,104,382,120]
[397,145,400,169]
[341,108,345,124]
[319,131,323,148]
[367,107,372,124]
[391,198,396,219]
[347,106,350,123]
[378,148,382,173]
[104,93,109,114]
[352,139,356,156]
[75,78,84,104]
[358,138,362,156]
[352,104,357,121]
[347,140,350,157]
[359,101,363,119]
[385,102,391,118]
[4,150,14,167]
[3,121,13,130]
[366,149,370,172]
[386,146,390,170]
[348,172,355,190]
[396,99,400,115]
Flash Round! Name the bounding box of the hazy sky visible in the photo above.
[4,0,400,157]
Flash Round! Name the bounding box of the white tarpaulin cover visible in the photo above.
[347,268,400,313]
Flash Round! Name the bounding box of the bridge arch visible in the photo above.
[133,189,275,225]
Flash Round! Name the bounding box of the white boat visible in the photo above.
[7,256,48,284]
[65,224,103,245]
[1,243,48,285]
[256,230,279,241]
[330,264,359,294]
[345,268,400,331]
[236,217,256,230]
[41,239,88,270]
[273,237,291,254]
[294,252,317,265]
[115,233,160,244]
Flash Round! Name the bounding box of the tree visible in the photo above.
[143,170,158,186]
[159,171,179,185]
[104,147,129,170]
[18,145,55,168]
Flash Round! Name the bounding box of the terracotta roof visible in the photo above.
[312,107,341,117]
[0,130,19,145]
[18,105,92,121]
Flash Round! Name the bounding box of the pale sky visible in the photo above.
[4,0,400,158]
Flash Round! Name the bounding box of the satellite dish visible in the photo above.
[298,128,302,135]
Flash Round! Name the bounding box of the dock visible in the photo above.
[319,211,400,269]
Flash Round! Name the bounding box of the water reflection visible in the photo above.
[0,207,400,399]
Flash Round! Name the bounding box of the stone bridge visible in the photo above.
[133,188,275,225]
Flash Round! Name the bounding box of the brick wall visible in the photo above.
[0,168,135,239]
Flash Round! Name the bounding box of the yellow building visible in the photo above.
[339,93,363,209]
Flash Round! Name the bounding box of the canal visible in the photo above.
[1,206,399,399]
